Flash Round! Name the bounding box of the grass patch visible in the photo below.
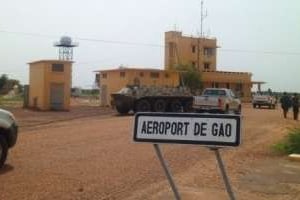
[0,95,23,107]
[272,128,300,154]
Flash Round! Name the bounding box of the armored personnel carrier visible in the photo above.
[111,85,193,114]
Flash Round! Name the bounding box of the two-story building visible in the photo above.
[95,31,254,106]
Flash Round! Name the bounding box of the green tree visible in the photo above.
[175,64,202,94]
[0,74,22,94]
[0,74,8,91]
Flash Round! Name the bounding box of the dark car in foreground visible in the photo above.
[0,108,18,168]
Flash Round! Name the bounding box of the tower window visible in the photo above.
[168,42,175,57]
[192,45,196,53]
[204,63,210,70]
[204,48,215,56]
[102,73,107,78]
[52,64,64,72]
[120,72,126,78]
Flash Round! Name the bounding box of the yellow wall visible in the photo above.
[28,60,72,110]
[165,31,217,71]
[29,62,46,109]
[164,31,253,102]
[97,68,180,106]
[202,71,252,102]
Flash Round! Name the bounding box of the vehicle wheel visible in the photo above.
[183,100,194,112]
[224,105,229,114]
[115,105,130,114]
[235,105,242,114]
[0,135,8,168]
[170,100,182,112]
[153,99,167,112]
[135,100,151,112]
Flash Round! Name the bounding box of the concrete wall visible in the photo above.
[97,68,180,106]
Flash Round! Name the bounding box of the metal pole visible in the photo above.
[153,144,181,200]
[213,148,236,200]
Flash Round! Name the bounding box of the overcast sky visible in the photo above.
[0,0,299,92]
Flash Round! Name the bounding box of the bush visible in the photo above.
[273,128,300,154]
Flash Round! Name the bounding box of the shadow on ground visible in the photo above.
[0,164,14,175]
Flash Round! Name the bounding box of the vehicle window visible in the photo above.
[203,90,226,96]
[230,90,236,98]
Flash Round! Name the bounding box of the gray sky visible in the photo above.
[0,0,299,92]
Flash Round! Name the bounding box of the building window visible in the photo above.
[226,83,230,89]
[95,74,100,83]
[204,63,210,70]
[150,72,159,78]
[120,72,125,78]
[204,48,215,56]
[169,42,175,57]
[236,83,243,91]
[139,72,144,77]
[211,82,219,88]
[52,64,64,72]
[102,73,107,79]
[192,45,196,53]
[191,61,196,67]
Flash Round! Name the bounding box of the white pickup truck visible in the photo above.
[193,88,241,114]
[252,93,276,109]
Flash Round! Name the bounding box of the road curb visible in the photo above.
[288,154,300,162]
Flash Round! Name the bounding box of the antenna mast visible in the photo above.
[200,0,207,37]
[197,0,208,70]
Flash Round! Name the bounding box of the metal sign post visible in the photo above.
[210,147,236,200]
[153,144,181,200]
[133,112,241,199]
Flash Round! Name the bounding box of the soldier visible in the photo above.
[292,93,299,120]
[280,92,291,118]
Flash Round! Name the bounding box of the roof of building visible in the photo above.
[28,60,74,64]
[252,81,266,84]
[203,70,252,75]
[94,67,177,73]
[165,30,217,41]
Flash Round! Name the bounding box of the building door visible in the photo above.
[100,85,108,106]
[50,83,64,110]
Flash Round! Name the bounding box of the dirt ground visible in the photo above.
[0,103,300,200]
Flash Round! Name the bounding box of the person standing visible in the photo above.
[280,92,291,118]
[292,93,299,120]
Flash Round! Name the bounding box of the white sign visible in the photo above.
[133,112,241,147]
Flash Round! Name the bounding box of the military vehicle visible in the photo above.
[111,85,193,114]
